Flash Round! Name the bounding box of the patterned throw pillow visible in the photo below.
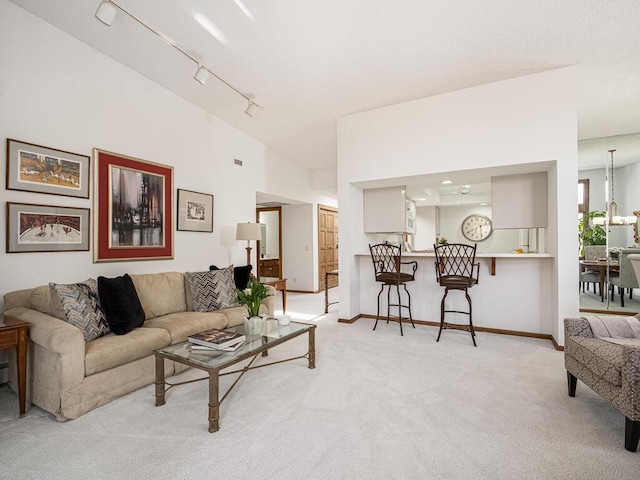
[50,279,111,342]
[186,267,239,312]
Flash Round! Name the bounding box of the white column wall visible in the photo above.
[282,204,315,292]
[0,1,315,308]
[337,67,579,344]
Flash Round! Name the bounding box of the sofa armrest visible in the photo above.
[622,345,640,420]
[564,317,594,339]
[5,307,85,393]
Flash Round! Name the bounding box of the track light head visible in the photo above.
[95,1,117,26]
[194,65,209,85]
[245,101,259,118]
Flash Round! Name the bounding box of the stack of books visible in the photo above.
[187,328,246,352]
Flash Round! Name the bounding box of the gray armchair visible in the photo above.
[609,248,640,307]
[564,315,640,452]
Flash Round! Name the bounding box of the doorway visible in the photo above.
[318,205,338,290]
[256,207,282,278]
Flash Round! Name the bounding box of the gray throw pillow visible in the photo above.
[49,279,111,342]
[186,267,239,312]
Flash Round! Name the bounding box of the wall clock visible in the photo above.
[461,214,493,242]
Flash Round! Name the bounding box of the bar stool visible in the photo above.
[433,243,480,346]
[369,243,417,335]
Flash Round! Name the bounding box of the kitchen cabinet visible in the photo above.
[363,186,416,234]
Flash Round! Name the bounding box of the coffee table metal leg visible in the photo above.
[308,328,316,369]
[208,370,220,432]
[155,356,165,407]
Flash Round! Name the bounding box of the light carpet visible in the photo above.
[0,295,638,479]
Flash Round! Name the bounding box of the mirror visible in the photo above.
[578,132,640,314]
[256,207,282,278]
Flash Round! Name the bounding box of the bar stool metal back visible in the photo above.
[433,243,480,346]
[369,243,417,335]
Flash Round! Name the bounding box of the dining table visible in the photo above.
[580,259,620,302]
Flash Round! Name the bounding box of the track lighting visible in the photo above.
[95,1,117,26]
[245,101,259,118]
[194,66,209,85]
[94,0,263,116]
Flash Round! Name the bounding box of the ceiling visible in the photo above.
[10,0,640,178]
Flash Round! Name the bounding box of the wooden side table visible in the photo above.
[0,315,30,416]
[259,277,287,313]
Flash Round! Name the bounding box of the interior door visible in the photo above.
[318,205,339,290]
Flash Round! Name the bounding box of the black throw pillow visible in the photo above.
[97,274,145,335]
[234,265,253,291]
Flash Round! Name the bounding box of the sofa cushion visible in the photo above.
[566,336,624,386]
[186,267,239,311]
[85,327,170,376]
[220,305,268,327]
[29,285,65,320]
[130,272,187,320]
[50,279,111,342]
[143,311,229,344]
[98,274,145,335]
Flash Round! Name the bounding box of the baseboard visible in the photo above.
[579,308,637,316]
[352,314,561,348]
[338,314,360,324]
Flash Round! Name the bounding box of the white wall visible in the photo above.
[0,1,317,309]
[282,204,315,292]
[337,67,579,344]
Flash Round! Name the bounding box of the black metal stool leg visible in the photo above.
[465,289,477,347]
[373,284,384,331]
[395,283,403,336]
[386,284,391,324]
[403,284,415,328]
[437,288,448,342]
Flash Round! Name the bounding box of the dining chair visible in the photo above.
[609,248,639,307]
[433,243,480,346]
[369,243,417,335]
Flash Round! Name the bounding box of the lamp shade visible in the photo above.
[236,222,262,241]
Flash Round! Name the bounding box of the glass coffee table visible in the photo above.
[154,321,316,432]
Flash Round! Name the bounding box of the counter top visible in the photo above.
[356,252,554,258]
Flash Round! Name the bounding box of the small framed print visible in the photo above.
[177,189,213,232]
[94,148,173,262]
[6,202,90,253]
[6,139,90,198]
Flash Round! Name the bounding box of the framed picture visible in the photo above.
[93,149,173,262]
[6,139,90,198]
[177,189,214,232]
[6,202,90,253]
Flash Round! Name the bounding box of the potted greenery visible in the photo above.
[237,278,272,334]
[578,210,606,257]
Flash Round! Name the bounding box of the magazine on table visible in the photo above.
[188,328,246,350]
[188,338,246,352]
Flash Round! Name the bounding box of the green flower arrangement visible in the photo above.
[237,278,272,318]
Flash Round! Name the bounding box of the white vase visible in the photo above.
[244,315,264,336]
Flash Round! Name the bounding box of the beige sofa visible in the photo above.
[3,271,274,421]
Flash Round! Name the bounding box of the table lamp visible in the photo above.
[236,222,262,266]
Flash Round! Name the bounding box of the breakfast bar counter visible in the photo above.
[354,251,555,336]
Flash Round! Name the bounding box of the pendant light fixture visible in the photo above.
[594,149,636,225]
